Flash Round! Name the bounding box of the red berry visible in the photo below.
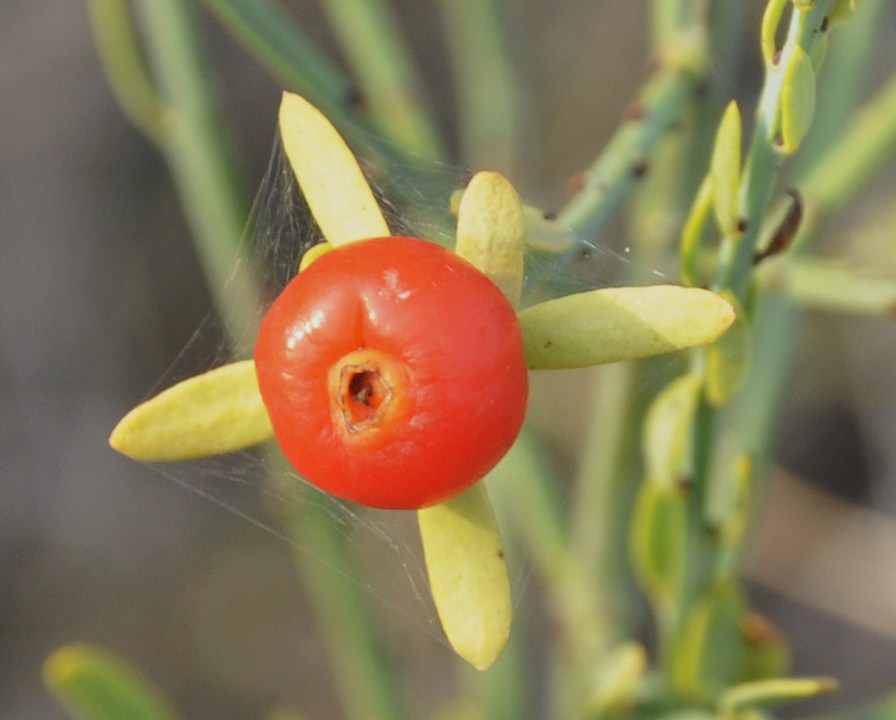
[254,236,529,509]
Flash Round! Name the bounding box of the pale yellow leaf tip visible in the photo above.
[110,360,273,462]
[455,171,525,307]
[519,286,736,370]
[418,484,512,669]
[278,92,389,246]
[710,101,742,237]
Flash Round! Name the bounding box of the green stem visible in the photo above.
[87,0,167,149]
[797,72,896,244]
[199,0,356,116]
[133,0,257,348]
[438,0,524,175]
[716,2,832,298]
[553,3,709,250]
[133,4,404,716]
[279,489,406,720]
[791,0,887,180]
[681,0,750,195]
[319,0,446,160]
[200,0,455,213]
[556,64,697,245]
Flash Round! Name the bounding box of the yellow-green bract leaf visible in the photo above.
[630,481,687,602]
[644,373,704,491]
[452,187,573,254]
[298,241,332,272]
[672,580,747,700]
[418,483,511,670]
[109,360,273,461]
[519,286,735,370]
[761,0,790,66]
[279,92,390,246]
[783,257,896,315]
[706,292,752,406]
[828,0,864,27]
[585,642,648,715]
[710,101,742,237]
[720,676,839,715]
[680,173,714,287]
[44,644,180,720]
[779,46,816,155]
[455,171,525,306]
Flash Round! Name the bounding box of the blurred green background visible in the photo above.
[3,1,896,718]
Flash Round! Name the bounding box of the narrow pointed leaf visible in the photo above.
[109,360,273,461]
[455,171,525,306]
[643,373,704,491]
[279,92,390,246]
[710,101,742,237]
[672,581,747,699]
[720,677,839,715]
[680,173,713,287]
[630,481,687,602]
[780,46,816,155]
[418,484,512,670]
[519,286,735,370]
[44,644,180,720]
[760,0,789,66]
[585,642,648,715]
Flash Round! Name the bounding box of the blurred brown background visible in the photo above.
[2,2,896,718]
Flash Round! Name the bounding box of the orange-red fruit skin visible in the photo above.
[254,236,529,509]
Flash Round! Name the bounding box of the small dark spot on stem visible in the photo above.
[676,475,693,494]
[543,340,553,349]
[346,85,366,109]
[632,160,649,179]
[625,103,645,121]
[737,218,748,234]
[543,211,557,221]
[772,50,782,66]
[821,15,830,32]
[773,135,785,148]
[497,550,505,560]
[742,612,777,646]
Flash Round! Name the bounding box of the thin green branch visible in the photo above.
[797,71,896,244]
[791,0,888,179]
[279,489,406,720]
[198,0,356,117]
[319,0,446,161]
[199,0,454,207]
[108,2,407,715]
[133,0,258,349]
[438,0,525,175]
[87,0,167,149]
[555,15,708,247]
[716,2,833,297]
